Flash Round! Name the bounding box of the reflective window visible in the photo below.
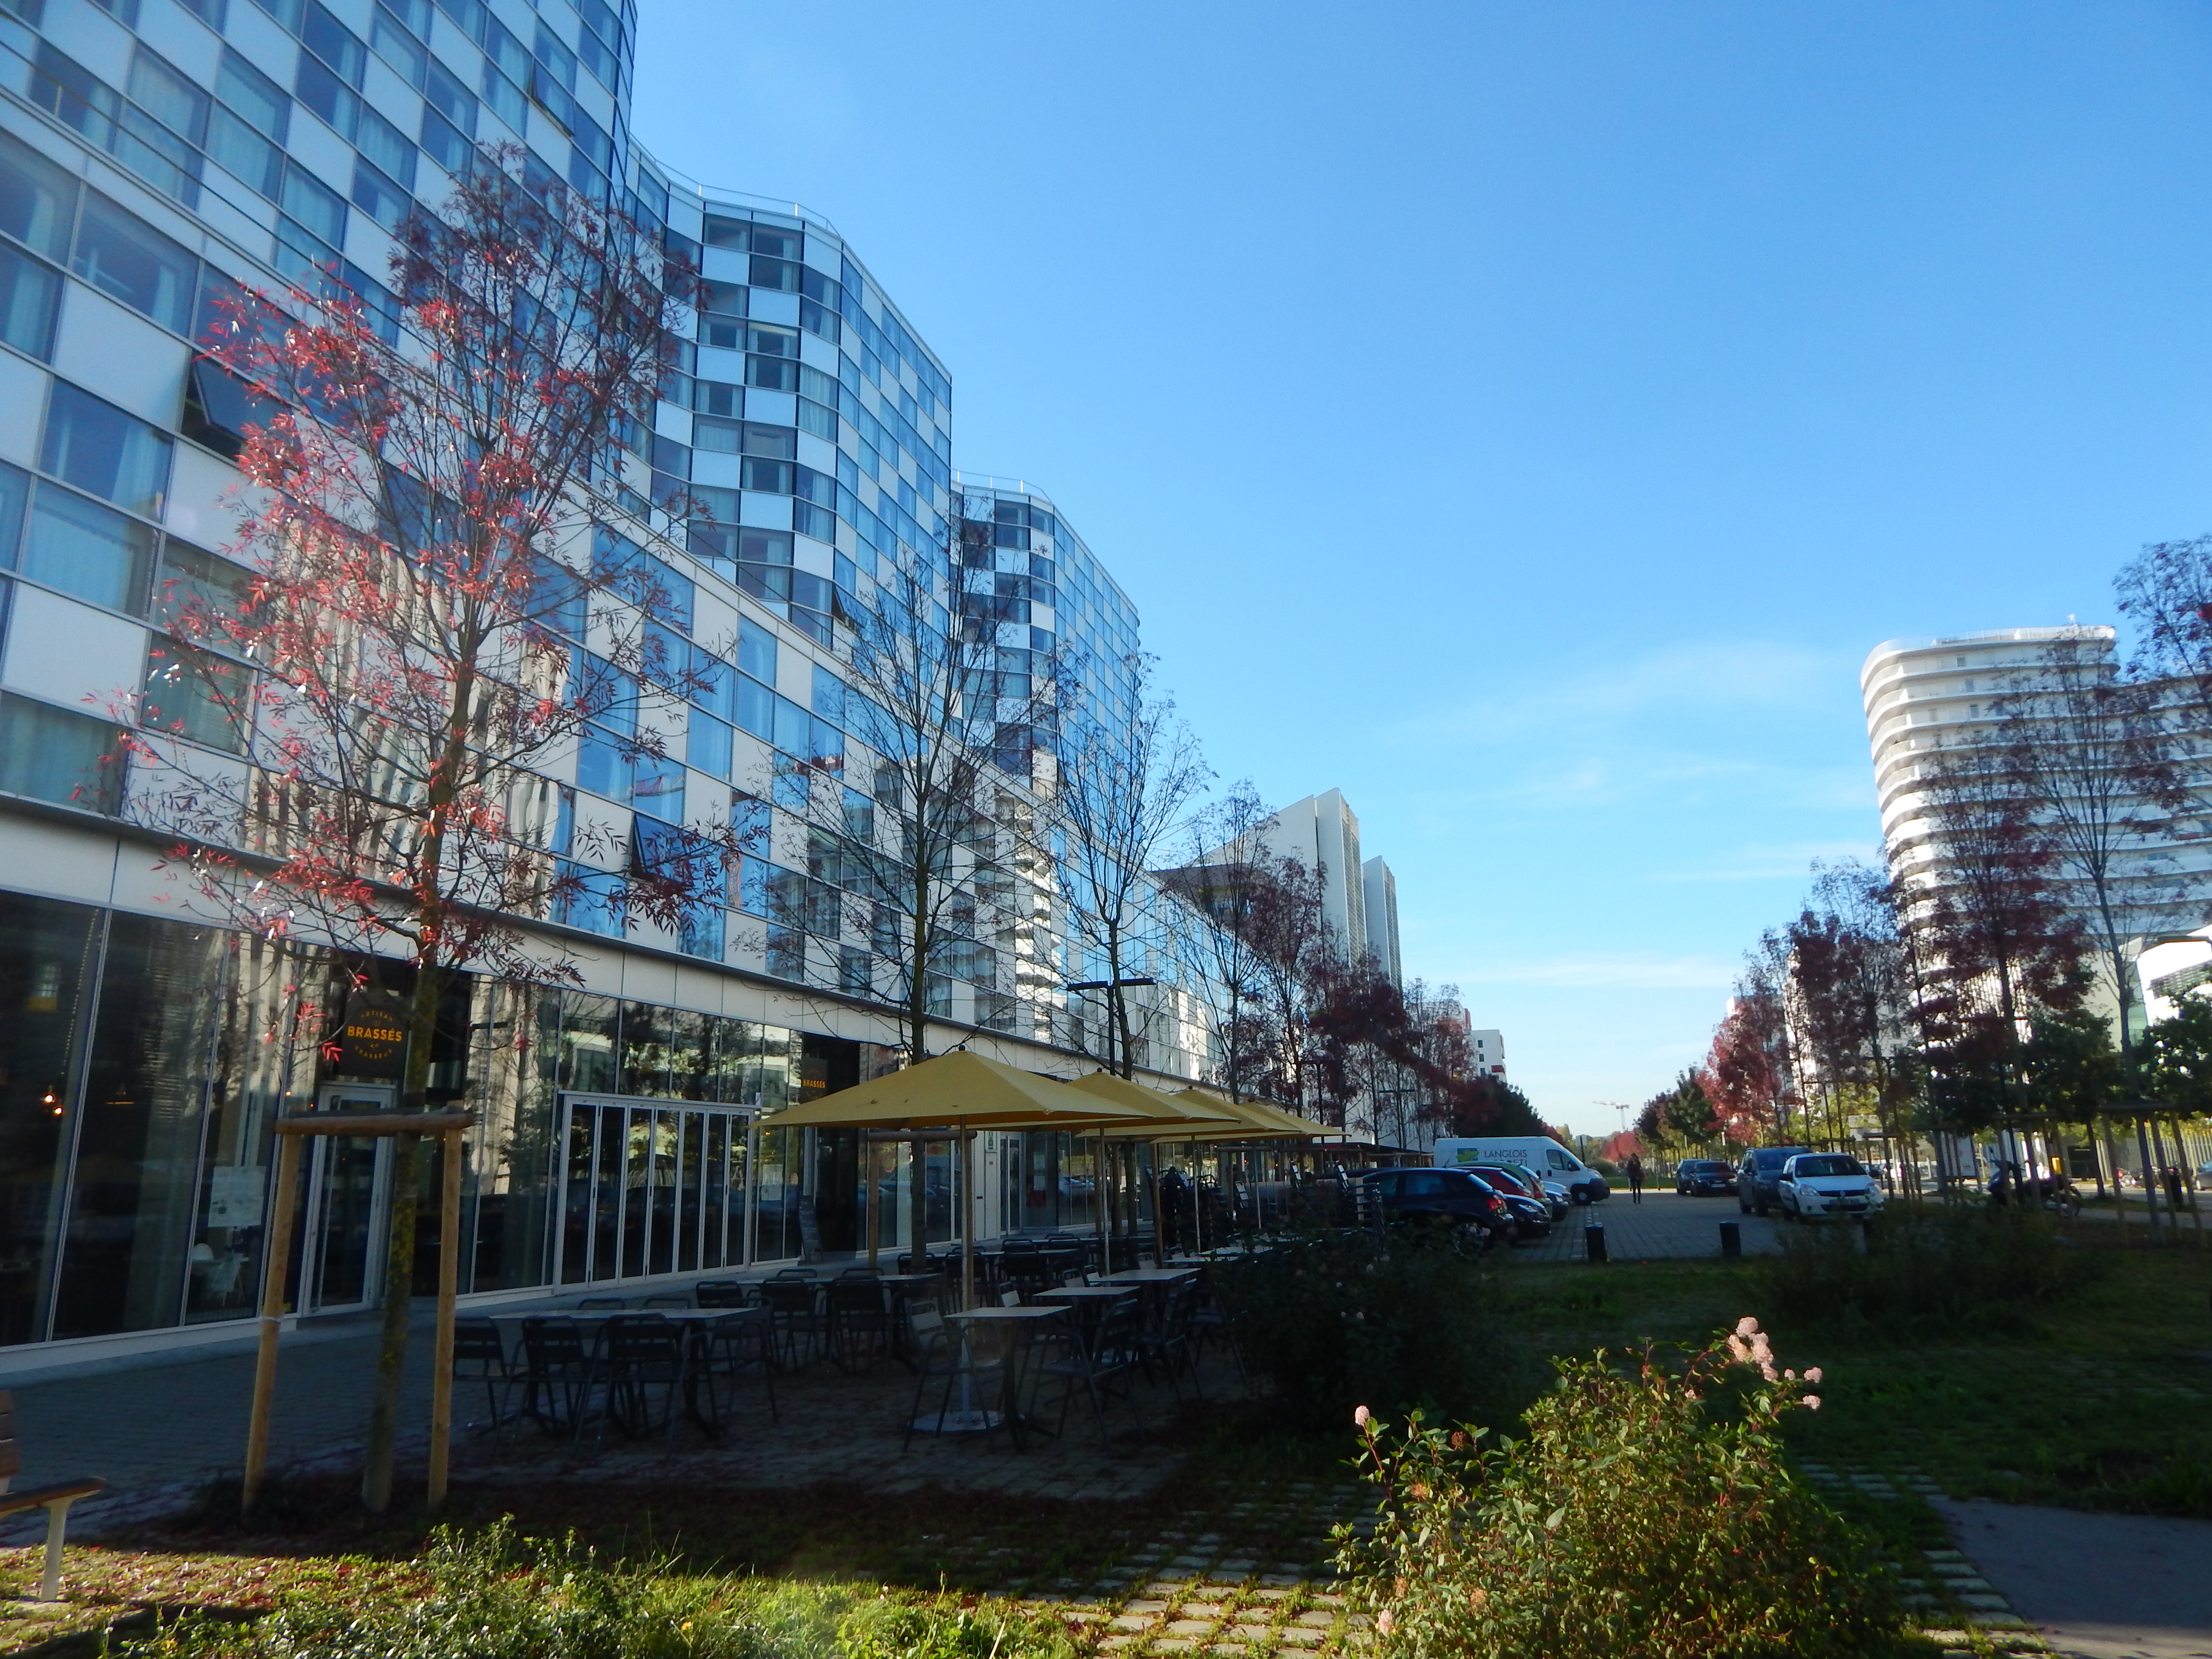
[42,384,170,519]
[142,636,250,752]
[0,892,100,1346]
[0,131,78,261]
[23,484,157,612]
[71,193,198,335]
[0,693,122,813]
[50,914,229,1339]
[0,241,58,359]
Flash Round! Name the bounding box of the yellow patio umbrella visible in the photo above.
[1171,1088,1319,1251]
[757,1049,1146,1302]
[1177,1087,1317,1137]
[1060,1072,1248,1261]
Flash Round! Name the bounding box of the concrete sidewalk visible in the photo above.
[1937,1498,2212,1659]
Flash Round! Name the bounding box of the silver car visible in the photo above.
[1776,1153,1885,1222]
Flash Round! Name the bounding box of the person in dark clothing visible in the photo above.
[1626,1154,1644,1203]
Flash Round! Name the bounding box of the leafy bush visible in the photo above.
[125,1519,1073,1659]
[1338,1319,1905,1659]
[1215,1227,1515,1433]
[1756,1203,2096,1327]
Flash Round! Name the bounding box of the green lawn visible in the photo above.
[1495,1240,2212,1517]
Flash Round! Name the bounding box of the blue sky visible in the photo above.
[634,2,2212,1136]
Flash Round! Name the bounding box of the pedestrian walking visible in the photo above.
[1626,1153,1644,1204]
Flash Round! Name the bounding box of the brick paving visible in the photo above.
[1509,1188,1783,1263]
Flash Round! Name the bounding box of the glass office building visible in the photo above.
[0,0,1226,1358]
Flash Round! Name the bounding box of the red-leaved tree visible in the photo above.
[126,147,718,1510]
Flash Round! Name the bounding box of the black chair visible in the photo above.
[902,1307,1014,1451]
[1033,1293,1143,1450]
[452,1317,517,1438]
[693,1307,779,1425]
[517,1317,598,1440]
[695,1280,753,1308]
[642,1292,693,1309]
[599,1314,688,1443]
[577,1295,628,1310]
[1137,1282,1201,1398]
[826,1276,891,1370]
[757,1277,825,1369]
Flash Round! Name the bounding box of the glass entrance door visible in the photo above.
[556,1095,751,1283]
[303,1084,395,1313]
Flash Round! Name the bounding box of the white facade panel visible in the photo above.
[695,346,746,384]
[51,286,188,427]
[0,817,121,907]
[163,443,255,549]
[701,248,747,285]
[40,2,133,87]
[690,450,741,490]
[748,289,798,326]
[0,353,49,465]
[739,491,793,530]
[2,585,147,712]
[138,0,224,85]
[745,389,796,426]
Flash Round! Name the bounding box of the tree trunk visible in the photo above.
[361,961,439,1511]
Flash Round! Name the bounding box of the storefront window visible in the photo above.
[0,893,99,1347]
[185,935,313,1324]
[51,913,227,1339]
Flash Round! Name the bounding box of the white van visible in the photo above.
[1434,1138,1610,1205]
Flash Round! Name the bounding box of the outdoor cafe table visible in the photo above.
[1094,1266,1200,1284]
[923,1304,1068,1442]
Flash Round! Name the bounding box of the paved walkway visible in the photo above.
[1509,1189,1783,1262]
[1935,1499,2212,1659]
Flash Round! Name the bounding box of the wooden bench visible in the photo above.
[0,1391,105,1602]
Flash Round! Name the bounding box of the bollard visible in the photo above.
[1719,1220,1742,1258]
[1584,1222,1607,1263]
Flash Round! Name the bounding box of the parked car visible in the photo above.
[1737,1146,1813,1216]
[1358,1167,1516,1243]
[1775,1153,1886,1222]
[1470,1162,1570,1223]
[1674,1158,1738,1197]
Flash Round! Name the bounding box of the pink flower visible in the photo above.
[1803,1395,1821,1411]
[1784,1368,1797,1381]
[1735,1316,1759,1337]
[1377,1611,1395,1635]
[1355,1405,1371,1427]
[1804,1366,1823,1384]
[1760,1363,1778,1382]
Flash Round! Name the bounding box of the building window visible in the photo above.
[0,694,123,813]
[42,383,171,518]
[142,637,249,753]
[71,192,198,335]
[0,240,60,359]
[22,484,156,613]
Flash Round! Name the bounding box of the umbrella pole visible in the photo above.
[962,1128,977,1310]
[1095,1131,1109,1270]
[866,1139,880,1270]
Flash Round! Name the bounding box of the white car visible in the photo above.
[1775,1153,1886,1222]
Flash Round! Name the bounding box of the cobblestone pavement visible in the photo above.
[1508,1189,1783,1263]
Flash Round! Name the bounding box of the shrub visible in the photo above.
[1215,1227,1515,1433]
[1756,1203,2095,1327]
[1338,1319,1905,1659]
[125,1519,1073,1659]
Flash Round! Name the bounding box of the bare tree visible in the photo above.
[791,506,1056,1061]
[128,147,702,1510]
[1050,654,1209,1076]
[1159,783,1280,1102]
[1994,629,2188,1069]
